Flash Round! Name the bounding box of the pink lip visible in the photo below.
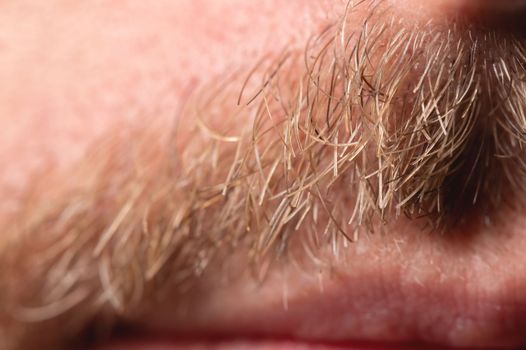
[101,219,526,350]
[113,266,526,350]
[97,339,465,350]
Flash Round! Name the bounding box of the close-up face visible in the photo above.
[3,1,526,349]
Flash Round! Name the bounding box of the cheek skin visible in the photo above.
[0,0,329,208]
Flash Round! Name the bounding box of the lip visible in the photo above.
[130,279,526,349]
[104,217,526,350]
[96,338,470,350]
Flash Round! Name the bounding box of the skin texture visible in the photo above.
[0,0,328,209]
[4,1,526,349]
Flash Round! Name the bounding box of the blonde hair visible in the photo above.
[3,1,526,348]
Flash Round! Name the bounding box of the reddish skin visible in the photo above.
[0,0,328,202]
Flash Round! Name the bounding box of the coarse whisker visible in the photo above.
[8,7,526,348]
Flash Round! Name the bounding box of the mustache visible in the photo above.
[3,2,526,348]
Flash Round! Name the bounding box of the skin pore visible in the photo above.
[3,0,526,349]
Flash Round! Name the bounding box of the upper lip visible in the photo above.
[122,218,526,349]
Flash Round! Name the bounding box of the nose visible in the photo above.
[465,0,526,32]
[468,0,526,12]
[397,0,526,28]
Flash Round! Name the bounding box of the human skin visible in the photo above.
[0,0,327,206]
[3,1,526,349]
